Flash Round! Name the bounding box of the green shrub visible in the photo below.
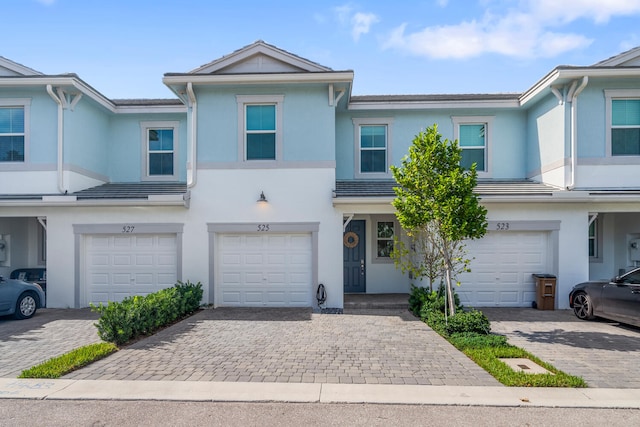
[413,284,463,320]
[91,281,203,345]
[448,332,508,350]
[426,309,490,337]
[408,284,431,316]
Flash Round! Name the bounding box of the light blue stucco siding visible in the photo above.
[64,98,110,177]
[336,109,527,180]
[195,85,335,164]
[525,93,566,178]
[108,113,187,182]
[0,87,58,165]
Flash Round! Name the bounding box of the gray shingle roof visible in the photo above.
[350,93,520,103]
[72,183,188,199]
[334,180,558,197]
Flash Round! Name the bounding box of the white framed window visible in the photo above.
[140,121,179,181]
[0,99,30,163]
[588,214,603,262]
[237,95,284,161]
[371,216,397,264]
[605,90,640,156]
[452,116,493,176]
[353,117,393,178]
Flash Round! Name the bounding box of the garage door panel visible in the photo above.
[459,231,549,307]
[223,254,241,265]
[84,233,178,306]
[218,233,312,307]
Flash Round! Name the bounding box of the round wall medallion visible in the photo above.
[343,231,359,248]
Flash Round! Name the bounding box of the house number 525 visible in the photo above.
[257,224,270,232]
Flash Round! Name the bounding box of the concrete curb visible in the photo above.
[1,379,639,408]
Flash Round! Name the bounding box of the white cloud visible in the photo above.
[436,0,449,6]
[334,4,353,25]
[36,0,56,5]
[380,0,638,59]
[352,12,380,41]
[334,4,379,42]
[531,0,640,25]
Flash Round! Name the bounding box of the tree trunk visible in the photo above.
[442,241,456,316]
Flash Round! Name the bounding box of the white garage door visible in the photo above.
[457,231,551,307]
[218,233,312,306]
[84,234,178,306]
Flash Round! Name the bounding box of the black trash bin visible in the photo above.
[532,274,556,310]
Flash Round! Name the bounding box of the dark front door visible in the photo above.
[344,220,365,293]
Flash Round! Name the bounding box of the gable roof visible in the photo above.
[593,46,640,67]
[0,56,43,76]
[189,40,333,74]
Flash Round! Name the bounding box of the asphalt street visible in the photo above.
[1,400,639,426]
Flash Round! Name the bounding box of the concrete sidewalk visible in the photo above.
[1,378,639,408]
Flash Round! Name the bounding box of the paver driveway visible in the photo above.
[483,308,640,388]
[64,308,500,386]
[0,309,101,378]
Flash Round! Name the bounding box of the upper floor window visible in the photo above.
[140,121,179,181]
[353,118,393,178]
[0,99,30,163]
[237,95,284,162]
[612,99,640,155]
[452,116,493,176]
[246,104,276,160]
[605,90,640,157]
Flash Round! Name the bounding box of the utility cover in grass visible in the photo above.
[499,358,554,375]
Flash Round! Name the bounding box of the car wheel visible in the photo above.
[14,292,38,320]
[572,292,594,320]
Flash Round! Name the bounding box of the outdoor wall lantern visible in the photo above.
[257,191,268,203]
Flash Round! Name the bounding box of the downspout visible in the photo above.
[46,85,66,193]
[186,82,197,188]
[567,76,588,190]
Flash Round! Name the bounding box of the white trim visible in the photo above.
[140,121,180,181]
[604,89,640,157]
[163,72,354,86]
[0,98,31,165]
[353,117,393,179]
[236,95,284,162]
[452,116,494,178]
[197,160,335,169]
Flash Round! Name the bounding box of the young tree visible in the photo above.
[391,125,487,316]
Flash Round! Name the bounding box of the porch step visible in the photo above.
[343,293,409,310]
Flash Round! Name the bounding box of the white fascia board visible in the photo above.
[348,99,520,111]
[520,67,640,106]
[162,72,354,86]
[0,198,189,208]
[113,105,187,114]
[332,197,395,206]
[0,77,117,112]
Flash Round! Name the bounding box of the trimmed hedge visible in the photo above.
[91,281,203,345]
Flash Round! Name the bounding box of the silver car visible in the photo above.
[0,275,46,319]
[569,267,640,328]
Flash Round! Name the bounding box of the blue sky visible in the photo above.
[4,0,640,99]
